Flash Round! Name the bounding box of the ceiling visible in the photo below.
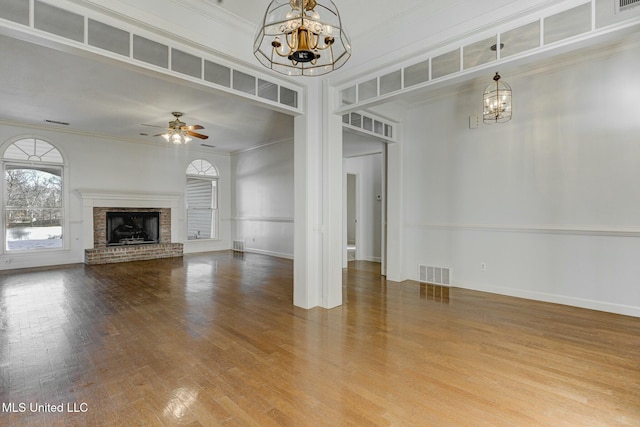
[217,0,452,42]
[0,0,627,155]
[0,33,295,153]
[0,0,482,156]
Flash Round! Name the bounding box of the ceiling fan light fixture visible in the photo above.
[253,0,351,76]
[163,129,192,145]
[171,132,183,145]
[158,112,207,144]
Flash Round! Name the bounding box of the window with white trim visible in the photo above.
[3,138,64,251]
[186,159,218,240]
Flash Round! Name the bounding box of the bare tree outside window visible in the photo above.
[5,166,63,250]
[2,138,65,251]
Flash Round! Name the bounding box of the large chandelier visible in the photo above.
[253,0,351,76]
[483,72,512,124]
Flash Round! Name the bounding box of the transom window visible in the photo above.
[186,159,218,240]
[2,138,64,251]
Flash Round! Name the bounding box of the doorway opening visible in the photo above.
[347,173,357,262]
[343,143,385,273]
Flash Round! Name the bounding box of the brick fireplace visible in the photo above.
[78,190,183,265]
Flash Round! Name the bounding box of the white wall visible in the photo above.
[344,152,383,263]
[231,140,294,259]
[0,123,232,269]
[399,35,640,316]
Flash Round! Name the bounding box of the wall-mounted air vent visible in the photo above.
[418,264,451,286]
[45,119,70,126]
[616,0,640,13]
[232,240,245,252]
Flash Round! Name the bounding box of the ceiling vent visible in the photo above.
[616,0,640,13]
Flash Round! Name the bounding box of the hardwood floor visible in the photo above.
[1,252,639,426]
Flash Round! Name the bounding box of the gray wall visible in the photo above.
[397,34,640,316]
[0,124,232,269]
[232,140,294,258]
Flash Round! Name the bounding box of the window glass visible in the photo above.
[3,138,64,251]
[186,159,218,240]
[4,138,63,162]
[186,159,218,176]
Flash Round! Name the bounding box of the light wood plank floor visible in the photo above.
[0,252,639,426]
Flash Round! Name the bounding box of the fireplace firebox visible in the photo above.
[106,211,160,246]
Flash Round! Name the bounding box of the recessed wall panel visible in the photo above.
[280,87,298,108]
[258,80,278,102]
[341,86,356,106]
[380,70,402,95]
[404,59,430,87]
[544,3,591,45]
[34,1,84,42]
[463,37,497,69]
[204,61,231,87]
[432,49,460,79]
[133,35,169,68]
[172,49,202,78]
[233,70,256,95]
[358,78,378,102]
[350,113,362,128]
[88,20,130,57]
[501,21,540,58]
[0,0,29,25]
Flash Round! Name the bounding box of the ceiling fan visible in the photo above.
[150,112,208,145]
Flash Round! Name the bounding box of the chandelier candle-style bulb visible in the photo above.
[254,0,351,76]
[483,72,512,124]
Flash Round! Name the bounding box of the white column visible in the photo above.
[293,80,343,309]
[294,81,321,309]
[321,81,343,308]
[385,138,405,282]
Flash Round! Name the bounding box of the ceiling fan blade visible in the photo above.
[185,124,204,130]
[152,133,166,137]
[187,131,208,140]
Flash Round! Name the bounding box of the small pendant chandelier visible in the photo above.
[483,72,512,124]
[253,0,351,76]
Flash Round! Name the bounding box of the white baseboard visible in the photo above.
[455,280,640,318]
[244,247,293,260]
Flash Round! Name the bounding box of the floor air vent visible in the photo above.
[418,264,451,286]
[232,241,245,252]
[617,0,640,12]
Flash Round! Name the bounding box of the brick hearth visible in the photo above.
[85,242,183,264]
[85,207,183,264]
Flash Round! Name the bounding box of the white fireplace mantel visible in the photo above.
[77,189,183,208]
[77,189,184,249]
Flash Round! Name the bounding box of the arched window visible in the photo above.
[2,138,64,251]
[185,159,218,240]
